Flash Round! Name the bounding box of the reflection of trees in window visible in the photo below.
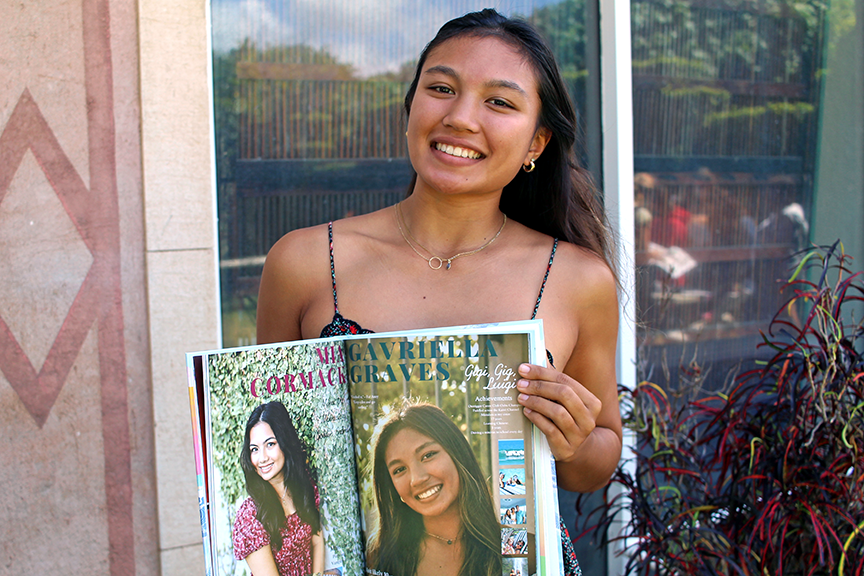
[213,41,412,321]
[532,0,595,169]
[232,43,407,160]
[632,1,827,368]
[210,2,598,345]
[533,0,589,81]
[632,0,826,158]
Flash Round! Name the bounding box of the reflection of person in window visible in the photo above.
[634,173,655,252]
[232,401,324,576]
[652,194,691,248]
[367,401,500,576]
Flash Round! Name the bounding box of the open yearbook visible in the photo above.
[186,320,563,576]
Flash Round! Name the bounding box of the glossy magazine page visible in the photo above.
[186,354,215,576]
[199,339,364,576]
[344,320,563,576]
[187,320,562,576]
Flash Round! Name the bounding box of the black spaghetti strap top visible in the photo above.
[319,222,558,365]
[319,222,375,337]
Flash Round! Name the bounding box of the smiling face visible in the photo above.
[248,422,285,488]
[385,427,461,519]
[406,34,549,199]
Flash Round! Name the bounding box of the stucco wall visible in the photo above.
[0,0,217,573]
[138,0,219,571]
[0,0,158,573]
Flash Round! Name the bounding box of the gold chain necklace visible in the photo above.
[395,202,506,270]
[425,531,455,545]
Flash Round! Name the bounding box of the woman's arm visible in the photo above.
[243,545,281,576]
[311,531,325,574]
[516,251,623,493]
[257,227,326,344]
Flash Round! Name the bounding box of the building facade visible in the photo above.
[1,0,861,574]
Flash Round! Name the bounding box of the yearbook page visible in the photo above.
[187,320,563,576]
[191,338,363,576]
[345,321,562,576]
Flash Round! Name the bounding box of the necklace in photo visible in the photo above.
[425,531,455,545]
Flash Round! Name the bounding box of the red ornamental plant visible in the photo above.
[582,243,864,575]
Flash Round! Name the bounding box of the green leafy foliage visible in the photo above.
[208,344,363,575]
[580,243,864,574]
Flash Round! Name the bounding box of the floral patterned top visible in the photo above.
[232,495,317,576]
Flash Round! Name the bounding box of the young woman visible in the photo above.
[232,401,324,576]
[503,535,517,555]
[257,9,623,575]
[367,401,501,576]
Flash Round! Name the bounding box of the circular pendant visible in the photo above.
[428,257,444,270]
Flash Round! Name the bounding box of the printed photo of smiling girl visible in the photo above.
[367,401,501,576]
[232,401,325,576]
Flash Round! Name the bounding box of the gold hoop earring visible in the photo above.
[522,159,536,173]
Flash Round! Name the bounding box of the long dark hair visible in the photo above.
[240,401,320,549]
[404,9,616,278]
[366,401,500,576]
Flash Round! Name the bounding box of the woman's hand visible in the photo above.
[515,363,602,463]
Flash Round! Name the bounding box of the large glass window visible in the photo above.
[625,3,862,573]
[209,0,606,570]
[211,0,601,346]
[630,0,860,386]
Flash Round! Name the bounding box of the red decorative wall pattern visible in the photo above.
[0,0,135,573]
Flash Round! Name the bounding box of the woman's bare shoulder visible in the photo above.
[264,223,330,282]
[512,224,616,298]
[554,241,618,302]
[257,209,399,343]
[264,209,394,273]
[331,207,398,239]
[257,224,332,342]
[546,240,619,343]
